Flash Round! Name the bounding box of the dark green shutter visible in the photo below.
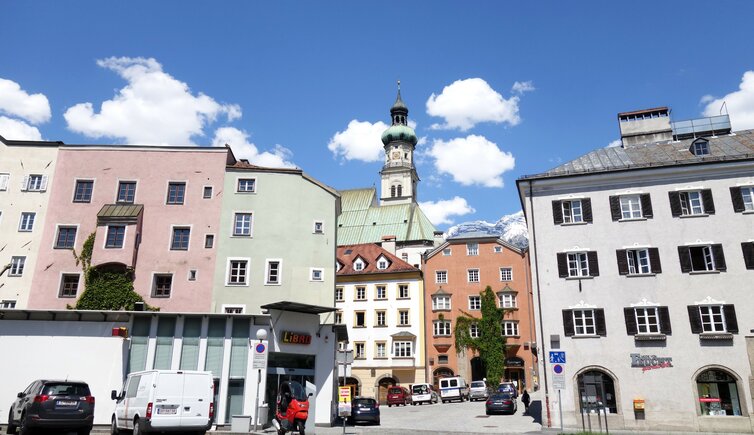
[562,310,574,336]
[687,306,702,333]
[742,242,754,270]
[595,309,607,336]
[678,246,692,273]
[649,248,662,274]
[623,308,637,335]
[701,189,715,214]
[552,201,563,225]
[730,187,745,212]
[640,194,653,218]
[659,307,672,335]
[609,196,621,221]
[616,250,628,275]
[711,244,726,271]
[582,198,593,223]
[668,192,682,217]
[723,305,738,333]
[557,253,568,278]
[587,251,599,276]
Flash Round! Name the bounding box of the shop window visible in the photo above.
[696,369,742,416]
[577,370,617,414]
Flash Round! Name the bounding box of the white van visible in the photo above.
[410,383,438,405]
[438,377,469,403]
[111,370,214,435]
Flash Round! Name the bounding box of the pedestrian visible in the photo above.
[522,390,530,414]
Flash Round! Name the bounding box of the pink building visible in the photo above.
[28,145,232,312]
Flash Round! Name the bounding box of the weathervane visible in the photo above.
[397,80,400,91]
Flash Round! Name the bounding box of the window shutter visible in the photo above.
[657,307,671,335]
[552,201,563,225]
[615,250,628,275]
[677,246,692,273]
[20,175,29,191]
[640,194,653,218]
[562,310,574,336]
[557,253,568,278]
[723,305,738,333]
[40,175,48,191]
[595,309,607,336]
[730,187,745,212]
[582,198,593,223]
[609,196,621,221]
[649,248,662,274]
[742,242,754,270]
[587,251,600,276]
[701,189,715,214]
[623,308,637,335]
[687,306,702,334]
[668,191,682,217]
[711,244,726,271]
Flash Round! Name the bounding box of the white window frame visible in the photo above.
[54,225,79,249]
[335,287,344,302]
[265,259,282,285]
[433,320,452,336]
[151,273,173,298]
[24,174,47,192]
[204,234,215,249]
[499,293,517,308]
[353,259,365,271]
[188,269,198,281]
[354,312,366,328]
[573,309,596,336]
[742,186,754,211]
[468,295,481,310]
[626,249,651,275]
[202,185,213,199]
[393,341,413,357]
[567,252,589,277]
[467,268,480,283]
[502,321,519,337]
[398,284,409,299]
[237,177,256,193]
[72,179,94,203]
[9,256,26,277]
[688,245,715,272]
[375,342,387,358]
[432,295,451,310]
[58,273,81,298]
[0,173,9,191]
[226,257,250,286]
[375,285,386,300]
[18,212,35,232]
[467,242,479,256]
[634,307,660,334]
[500,267,513,281]
[436,270,447,284]
[170,225,191,251]
[165,181,187,205]
[699,305,726,333]
[104,225,127,249]
[310,268,324,282]
[233,212,253,237]
[398,310,410,326]
[354,342,365,358]
[680,190,704,215]
[620,195,643,219]
[376,256,389,270]
[494,246,503,253]
[562,199,583,223]
[0,300,16,309]
[469,323,480,338]
[375,310,386,327]
[313,221,324,234]
[355,286,367,301]
[116,180,137,203]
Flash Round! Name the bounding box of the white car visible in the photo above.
[111,370,214,435]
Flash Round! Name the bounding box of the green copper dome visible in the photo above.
[381,124,418,145]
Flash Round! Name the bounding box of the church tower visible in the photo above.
[380,82,419,205]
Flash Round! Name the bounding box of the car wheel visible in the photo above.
[110,418,120,435]
[7,409,17,434]
[17,414,32,435]
[132,419,141,435]
[296,419,305,435]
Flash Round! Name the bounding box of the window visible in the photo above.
[166,182,186,205]
[398,284,409,299]
[335,287,344,301]
[620,195,642,219]
[355,286,366,301]
[624,306,670,336]
[310,268,323,281]
[393,341,413,357]
[568,253,588,277]
[401,253,409,262]
[552,198,593,224]
[634,307,659,334]
[433,320,451,336]
[313,221,324,234]
[627,249,650,274]
[334,311,342,324]
[432,295,451,310]
[681,191,703,215]
[375,342,387,358]
[572,310,595,335]
[55,226,77,249]
[224,306,244,314]
[152,274,173,297]
[469,323,480,338]
[266,260,281,285]
[617,248,661,275]
[227,259,248,285]
[468,295,481,310]
[500,267,513,281]
[23,174,47,192]
[670,189,715,217]
[377,257,388,270]
[557,251,599,278]
[171,227,190,250]
[398,310,410,326]
[237,178,256,193]
[375,310,386,327]
[494,246,503,253]
[578,371,617,414]
[354,342,365,359]
[353,259,365,271]
[354,312,365,328]
[0,300,16,309]
[73,180,93,202]
[59,274,80,298]
[731,186,754,212]
[563,308,607,337]
[467,269,480,282]
[467,242,479,256]
[435,270,447,283]
[502,321,519,337]
[688,304,738,334]
[696,369,742,416]
[442,248,451,256]
[692,139,710,156]
[188,269,197,281]
[562,199,582,223]
[233,213,253,236]
[679,244,726,273]
[499,293,516,308]
[0,173,8,191]
[9,256,26,276]
[204,234,214,248]
[19,212,35,231]
[105,226,126,248]
[375,285,386,299]
[203,186,213,199]
[117,181,136,203]
[610,193,653,220]
[438,354,449,364]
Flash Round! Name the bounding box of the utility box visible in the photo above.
[231,415,251,432]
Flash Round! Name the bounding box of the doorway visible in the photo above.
[377,377,397,405]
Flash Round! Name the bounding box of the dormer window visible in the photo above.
[353,258,365,271]
[376,255,390,270]
[691,139,710,156]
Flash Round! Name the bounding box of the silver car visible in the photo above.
[469,380,490,401]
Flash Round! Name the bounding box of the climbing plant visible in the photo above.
[454,285,507,384]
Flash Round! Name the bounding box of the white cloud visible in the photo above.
[0,116,43,140]
[64,57,241,145]
[426,78,521,131]
[419,196,476,226]
[212,127,296,169]
[701,70,754,130]
[511,81,535,95]
[327,119,388,162]
[606,139,622,148]
[0,78,51,124]
[427,135,515,187]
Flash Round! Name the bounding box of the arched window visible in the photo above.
[696,369,742,416]
[577,370,617,414]
[397,185,403,197]
[390,185,396,197]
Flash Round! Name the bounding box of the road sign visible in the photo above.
[549,351,566,364]
[553,364,564,374]
[338,386,352,417]
[252,342,267,369]
[553,374,566,390]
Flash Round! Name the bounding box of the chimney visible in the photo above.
[381,235,396,255]
[433,230,445,247]
[618,107,673,147]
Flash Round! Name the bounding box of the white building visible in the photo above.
[518,109,754,433]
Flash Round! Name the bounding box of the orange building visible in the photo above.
[422,233,537,393]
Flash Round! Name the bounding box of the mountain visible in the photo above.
[446,211,529,249]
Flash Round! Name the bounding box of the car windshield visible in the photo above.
[388,388,402,394]
[471,382,485,388]
[353,398,375,407]
[412,385,429,394]
[42,383,90,396]
[287,382,307,401]
[492,393,514,400]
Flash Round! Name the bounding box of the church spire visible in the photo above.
[391,80,408,126]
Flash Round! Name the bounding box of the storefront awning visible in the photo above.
[261,301,337,315]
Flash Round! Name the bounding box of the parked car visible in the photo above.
[439,377,469,403]
[386,386,410,406]
[486,392,517,415]
[410,383,438,405]
[349,397,380,425]
[7,379,95,435]
[111,370,214,435]
[469,380,491,401]
[497,382,518,398]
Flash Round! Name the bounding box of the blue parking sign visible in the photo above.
[549,351,566,364]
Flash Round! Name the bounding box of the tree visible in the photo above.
[454,286,507,384]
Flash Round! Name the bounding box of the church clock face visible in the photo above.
[391,151,401,160]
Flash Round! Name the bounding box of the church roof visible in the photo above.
[337,188,437,245]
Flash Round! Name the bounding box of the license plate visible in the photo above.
[157,407,177,414]
[361,407,371,411]
[57,401,77,406]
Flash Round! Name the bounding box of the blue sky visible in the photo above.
[3,1,754,230]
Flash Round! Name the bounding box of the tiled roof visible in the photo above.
[520,129,754,180]
[336,243,419,276]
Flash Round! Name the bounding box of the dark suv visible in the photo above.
[7,380,94,435]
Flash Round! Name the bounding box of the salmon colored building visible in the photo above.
[422,232,537,393]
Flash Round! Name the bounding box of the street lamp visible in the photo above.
[253,328,268,432]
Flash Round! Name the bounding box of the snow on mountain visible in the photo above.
[445,211,529,249]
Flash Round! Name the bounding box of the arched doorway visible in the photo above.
[432,367,454,389]
[342,377,360,398]
[470,357,486,381]
[696,368,742,416]
[376,376,397,405]
[577,370,617,414]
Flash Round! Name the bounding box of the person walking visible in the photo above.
[521,390,530,415]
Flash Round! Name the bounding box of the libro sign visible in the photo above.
[630,353,673,371]
[281,331,312,345]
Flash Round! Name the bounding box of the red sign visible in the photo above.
[699,398,721,403]
[281,331,312,345]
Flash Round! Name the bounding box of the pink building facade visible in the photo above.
[28,145,231,312]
